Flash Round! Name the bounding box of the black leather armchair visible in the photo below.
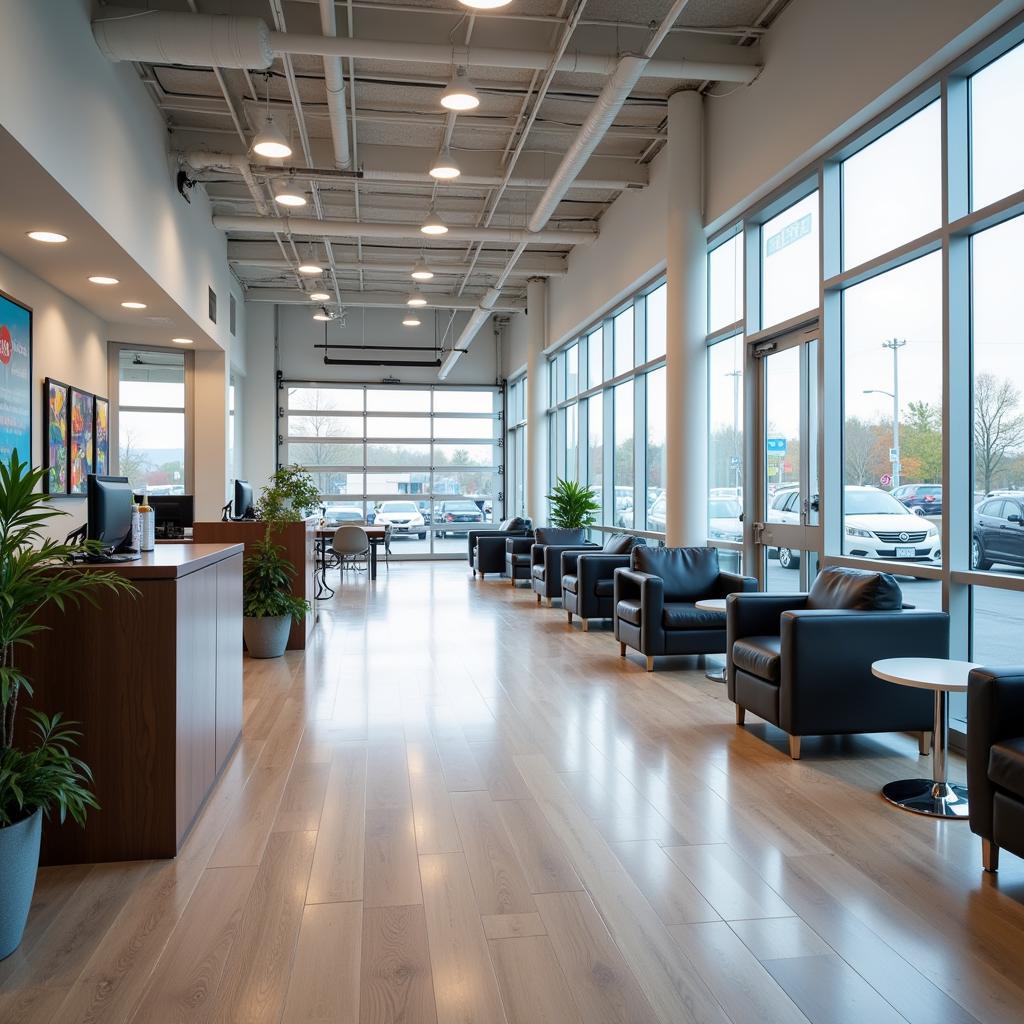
[562,534,644,630]
[530,527,598,604]
[728,567,948,759]
[614,546,756,671]
[505,535,535,585]
[468,517,532,578]
[967,668,1024,872]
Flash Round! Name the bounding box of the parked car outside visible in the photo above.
[768,484,940,568]
[324,503,364,524]
[891,483,943,516]
[373,500,427,539]
[435,499,484,537]
[973,492,1024,571]
[708,498,743,543]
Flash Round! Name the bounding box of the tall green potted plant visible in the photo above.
[547,477,601,529]
[0,452,135,959]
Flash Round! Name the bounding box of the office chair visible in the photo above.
[383,523,393,570]
[332,525,370,574]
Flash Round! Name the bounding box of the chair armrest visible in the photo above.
[968,668,1024,841]
[573,552,632,586]
[613,568,663,619]
[727,592,807,641]
[712,571,758,599]
[543,543,599,577]
[506,536,534,555]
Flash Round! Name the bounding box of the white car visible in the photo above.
[768,484,940,568]
[708,498,743,543]
[373,500,426,539]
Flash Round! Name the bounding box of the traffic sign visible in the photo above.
[766,436,787,455]
[880,473,892,487]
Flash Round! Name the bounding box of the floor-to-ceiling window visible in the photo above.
[283,384,500,557]
[506,376,527,519]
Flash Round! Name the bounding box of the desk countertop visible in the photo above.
[73,542,244,579]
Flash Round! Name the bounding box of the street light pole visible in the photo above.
[882,338,906,489]
[726,369,741,491]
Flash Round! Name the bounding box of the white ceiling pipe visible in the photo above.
[361,169,647,190]
[212,214,594,245]
[317,0,351,169]
[231,257,567,277]
[245,289,524,311]
[91,11,760,83]
[183,151,270,215]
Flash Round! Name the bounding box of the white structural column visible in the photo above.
[664,89,707,547]
[526,277,549,524]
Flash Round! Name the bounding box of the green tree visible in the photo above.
[900,401,942,483]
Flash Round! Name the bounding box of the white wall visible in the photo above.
[0,0,238,353]
[242,302,278,494]
[502,309,530,380]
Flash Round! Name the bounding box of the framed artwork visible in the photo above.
[0,291,32,466]
[43,378,70,494]
[69,387,94,495]
[94,396,109,476]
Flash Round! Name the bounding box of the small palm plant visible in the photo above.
[546,477,601,529]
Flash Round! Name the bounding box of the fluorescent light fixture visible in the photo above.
[420,210,448,235]
[313,306,333,321]
[298,263,323,275]
[27,230,67,244]
[402,315,422,326]
[251,115,292,159]
[440,72,480,111]
[407,291,428,307]
[411,261,434,281]
[458,0,511,9]
[429,146,461,180]
[274,183,306,207]
[309,291,331,301]
[172,337,194,345]
[121,301,147,309]
[88,275,119,285]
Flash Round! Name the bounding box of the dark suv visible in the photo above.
[974,493,1024,570]
[891,484,943,516]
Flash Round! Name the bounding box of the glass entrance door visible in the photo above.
[754,330,822,590]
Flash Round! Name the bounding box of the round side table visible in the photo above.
[871,657,979,819]
[694,597,728,682]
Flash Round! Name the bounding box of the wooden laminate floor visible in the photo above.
[3,561,1024,1024]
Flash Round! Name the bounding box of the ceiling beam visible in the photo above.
[246,288,525,311]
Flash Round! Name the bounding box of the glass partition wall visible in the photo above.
[705,19,1024,741]
[282,384,501,557]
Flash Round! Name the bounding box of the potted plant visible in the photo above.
[0,452,135,959]
[256,463,322,524]
[547,477,601,530]
[242,531,311,658]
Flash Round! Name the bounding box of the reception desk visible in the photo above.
[19,543,244,865]
[193,518,317,649]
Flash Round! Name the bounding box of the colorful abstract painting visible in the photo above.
[69,387,94,495]
[44,378,69,494]
[94,396,109,476]
[0,292,32,465]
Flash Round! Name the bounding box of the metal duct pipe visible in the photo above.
[231,257,566,277]
[359,169,647,191]
[245,288,523,311]
[212,214,595,245]
[92,11,760,84]
[317,0,351,169]
[183,151,270,215]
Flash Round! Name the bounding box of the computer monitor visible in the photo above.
[149,495,194,537]
[233,479,255,519]
[87,475,134,552]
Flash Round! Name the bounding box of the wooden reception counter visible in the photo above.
[19,543,244,865]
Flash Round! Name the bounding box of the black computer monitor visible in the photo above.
[149,495,194,537]
[233,479,254,519]
[87,475,134,552]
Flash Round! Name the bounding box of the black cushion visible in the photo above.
[497,518,514,531]
[595,579,614,597]
[532,564,546,581]
[506,516,528,531]
[509,553,530,565]
[662,603,727,630]
[562,574,578,594]
[616,599,642,626]
[732,636,783,683]
[989,738,1024,800]
[632,546,720,602]
[602,533,638,555]
[535,527,587,546]
[805,567,902,611]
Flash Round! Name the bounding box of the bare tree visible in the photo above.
[974,373,1024,493]
[117,427,150,488]
[844,417,881,485]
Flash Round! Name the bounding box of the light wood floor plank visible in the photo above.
[481,913,546,940]
[495,798,584,895]
[407,740,463,855]
[728,916,833,962]
[611,840,720,926]
[359,905,438,1024]
[274,762,331,833]
[487,934,585,1024]
[364,806,423,908]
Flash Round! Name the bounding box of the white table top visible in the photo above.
[871,657,982,692]
[694,598,728,611]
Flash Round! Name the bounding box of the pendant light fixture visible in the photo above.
[309,290,331,301]
[440,69,480,111]
[406,291,428,307]
[274,181,306,207]
[298,263,324,275]
[411,260,434,281]
[420,209,448,235]
[313,306,333,321]
[252,75,292,159]
[429,145,461,180]
[458,0,511,10]
[402,314,422,326]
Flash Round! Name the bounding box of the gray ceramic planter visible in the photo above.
[243,614,291,658]
[0,807,42,960]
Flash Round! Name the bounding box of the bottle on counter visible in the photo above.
[131,496,142,552]
[139,490,155,552]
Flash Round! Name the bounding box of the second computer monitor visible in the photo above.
[234,479,254,519]
[87,475,134,552]
[149,495,194,536]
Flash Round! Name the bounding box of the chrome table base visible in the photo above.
[883,779,969,818]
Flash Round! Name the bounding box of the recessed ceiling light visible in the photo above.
[420,210,448,235]
[440,72,480,111]
[172,337,194,345]
[407,291,428,307]
[313,306,333,321]
[402,315,422,326]
[28,230,67,244]
[274,183,306,207]
[88,275,119,285]
[309,291,331,301]
[411,261,434,281]
[251,115,292,159]
[121,301,147,309]
[298,263,323,275]
[458,0,511,8]
[429,146,461,180]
